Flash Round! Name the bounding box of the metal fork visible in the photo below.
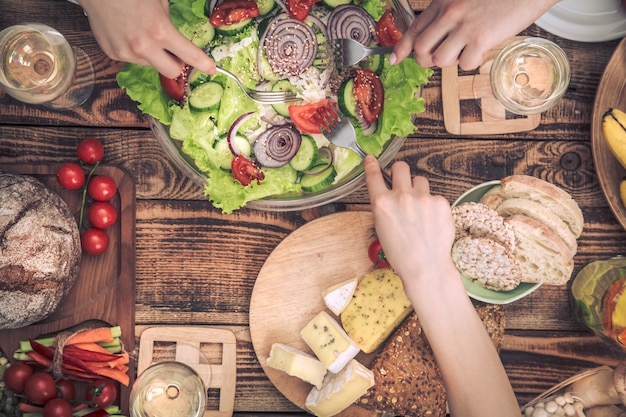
[317,103,393,187]
[214,67,300,104]
[333,38,395,67]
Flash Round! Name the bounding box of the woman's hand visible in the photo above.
[78,0,216,78]
[390,0,559,70]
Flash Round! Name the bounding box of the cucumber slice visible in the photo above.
[289,135,318,171]
[337,78,358,121]
[360,52,384,74]
[189,82,224,111]
[256,0,276,15]
[189,70,210,88]
[321,0,352,8]
[216,18,253,36]
[271,80,299,117]
[213,133,252,169]
[300,165,336,192]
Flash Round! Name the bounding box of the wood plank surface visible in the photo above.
[3,0,626,415]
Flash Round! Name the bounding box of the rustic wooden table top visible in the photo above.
[3,0,626,415]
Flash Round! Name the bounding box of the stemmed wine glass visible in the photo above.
[0,22,94,110]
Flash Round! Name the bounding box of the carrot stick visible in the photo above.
[71,342,117,355]
[91,366,130,386]
[66,327,116,345]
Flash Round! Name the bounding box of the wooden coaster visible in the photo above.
[442,37,541,135]
[137,326,237,417]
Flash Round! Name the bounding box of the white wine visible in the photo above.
[0,24,76,104]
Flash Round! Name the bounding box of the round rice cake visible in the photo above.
[452,202,516,253]
[451,236,522,292]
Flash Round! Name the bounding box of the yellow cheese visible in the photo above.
[305,359,375,417]
[322,277,358,316]
[300,311,360,373]
[340,268,413,353]
[266,343,327,389]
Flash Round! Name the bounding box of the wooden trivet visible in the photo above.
[442,37,541,135]
[137,326,236,417]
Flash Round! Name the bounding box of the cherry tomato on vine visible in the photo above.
[77,138,105,165]
[43,398,73,417]
[86,378,118,409]
[56,379,76,401]
[88,175,117,201]
[368,239,389,268]
[56,162,86,190]
[3,362,33,394]
[81,228,110,255]
[88,202,118,229]
[24,372,57,405]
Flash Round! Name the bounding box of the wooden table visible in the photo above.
[3,0,626,415]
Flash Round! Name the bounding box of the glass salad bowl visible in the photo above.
[147,0,424,212]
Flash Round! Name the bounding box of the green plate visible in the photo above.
[452,180,543,305]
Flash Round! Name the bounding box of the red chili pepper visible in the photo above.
[29,339,55,360]
[64,346,118,362]
[81,408,111,417]
[26,350,53,368]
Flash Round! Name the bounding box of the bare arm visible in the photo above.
[364,156,519,417]
[74,0,215,78]
[391,0,560,70]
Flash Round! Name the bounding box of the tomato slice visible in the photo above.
[353,69,384,125]
[159,71,186,102]
[285,0,317,21]
[231,154,265,186]
[209,0,259,27]
[288,99,336,134]
[375,10,403,47]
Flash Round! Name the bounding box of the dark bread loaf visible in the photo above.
[0,172,81,329]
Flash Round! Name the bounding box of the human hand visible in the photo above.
[390,0,559,70]
[364,156,456,287]
[78,0,216,78]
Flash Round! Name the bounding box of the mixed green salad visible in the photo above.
[117,0,432,213]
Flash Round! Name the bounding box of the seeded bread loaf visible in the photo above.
[0,172,81,329]
[358,304,505,417]
[505,214,574,285]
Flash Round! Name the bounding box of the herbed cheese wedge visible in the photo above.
[305,359,375,417]
[341,268,413,353]
[300,311,360,374]
[322,277,358,316]
[267,343,327,389]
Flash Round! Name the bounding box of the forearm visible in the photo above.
[405,264,519,417]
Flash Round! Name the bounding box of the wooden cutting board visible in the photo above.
[250,211,380,416]
[0,163,136,415]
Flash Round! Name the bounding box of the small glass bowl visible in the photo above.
[490,37,570,115]
[129,361,206,417]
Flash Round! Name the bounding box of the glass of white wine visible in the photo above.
[0,23,94,110]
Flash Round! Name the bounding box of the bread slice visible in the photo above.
[495,197,578,257]
[480,175,584,237]
[358,304,505,417]
[452,202,516,252]
[505,214,574,285]
[451,236,522,291]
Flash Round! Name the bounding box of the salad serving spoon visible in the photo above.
[317,102,393,188]
[215,66,300,104]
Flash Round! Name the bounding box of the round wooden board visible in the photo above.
[249,211,379,416]
[592,36,626,230]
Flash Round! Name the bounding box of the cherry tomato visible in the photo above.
[56,379,76,401]
[77,138,105,165]
[285,0,317,21]
[375,10,402,47]
[368,239,389,268]
[209,0,259,27]
[288,99,336,134]
[86,379,118,409]
[56,162,86,190]
[88,201,118,229]
[43,398,73,417]
[159,71,187,102]
[81,228,110,255]
[24,372,57,405]
[3,363,33,394]
[231,155,265,186]
[88,175,117,201]
[353,69,384,125]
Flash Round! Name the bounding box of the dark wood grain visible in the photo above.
[3,0,626,414]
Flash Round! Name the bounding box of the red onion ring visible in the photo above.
[261,13,318,76]
[253,124,302,167]
[327,5,376,45]
[227,112,255,155]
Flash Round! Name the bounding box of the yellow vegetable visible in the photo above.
[620,178,626,208]
[602,108,626,169]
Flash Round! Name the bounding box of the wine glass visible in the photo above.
[0,22,94,110]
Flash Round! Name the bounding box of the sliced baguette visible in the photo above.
[452,202,516,252]
[505,214,574,285]
[495,197,578,257]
